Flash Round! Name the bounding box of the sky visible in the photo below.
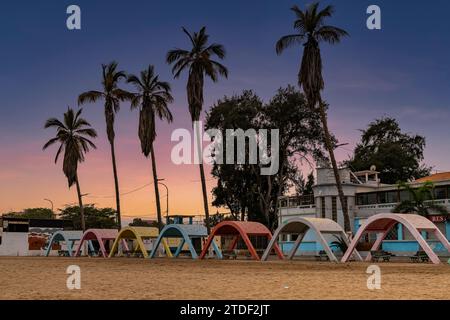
[1,0,450,222]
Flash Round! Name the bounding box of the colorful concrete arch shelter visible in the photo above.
[199,221,283,260]
[109,226,170,258]
[342,213,450,264]
[44,230,84,257]
[74,229,118,258]
[261,217,360,262]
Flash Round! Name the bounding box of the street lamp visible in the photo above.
[44,198,54,217]
[157,179,169,223]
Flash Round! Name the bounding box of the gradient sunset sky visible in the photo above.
[1,0,449,222]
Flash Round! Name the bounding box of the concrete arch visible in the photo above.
[199,221,283,260]
[74,229,118,258]
[109,226,171,258]
[44,231,83,257]
[261,217,360,262]
[342,213,450,264]
[150,224,220,259]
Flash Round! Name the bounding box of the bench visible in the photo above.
[58,250,69,257]
[409,251,429,263]
[371,250,393,262]
[315,250,329,261]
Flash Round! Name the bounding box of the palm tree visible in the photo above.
[276,2,351,231]
[167,26,228,233]
[393,181,449,217]
[78,62,133,229]
[127,65,174,230]
[43,108,97,231]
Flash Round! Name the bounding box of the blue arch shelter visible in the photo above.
[149,224,221,259]
[44,230,94,257]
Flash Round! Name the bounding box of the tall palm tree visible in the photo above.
[276,3,352,231]
[43,108,97,231]
[393,181,449,217]
[127,65,174,230]
[78,62,133,229]
[167,26,228,233]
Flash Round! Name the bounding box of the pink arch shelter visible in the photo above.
[342,213,450,264]
[74,229,119,258]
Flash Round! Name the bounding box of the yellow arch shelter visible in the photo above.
[109,226,172,258]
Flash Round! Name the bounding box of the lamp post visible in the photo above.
[44,198,54,217]
[157,179,169,223]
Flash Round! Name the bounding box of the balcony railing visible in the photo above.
[279,195,315,208]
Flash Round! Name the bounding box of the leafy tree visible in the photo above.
[129,218,159,228]
[167,27,228,234]
[127,65,173,230]
[205,87,326,229]
[59,204,118,230]
[4,208,55,219]
[330,235,348,253]
[347,117,432,184]
[276,2,351,231]
[43,108,97,231]
[206,90,261,221]
[393,181,448,217]
[290,171,315,196]
[204,212,235,228]
[78,62,133,229]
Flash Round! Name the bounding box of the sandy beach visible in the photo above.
[0,257,449,300]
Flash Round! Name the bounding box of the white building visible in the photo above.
[278,167,450,254]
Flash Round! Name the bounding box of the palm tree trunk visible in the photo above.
[194,121,211,234]
[109,140,121,230]
[150,144,163,231]
[199,162,211,233]
[318,101,351,232]
[75,174,86,232]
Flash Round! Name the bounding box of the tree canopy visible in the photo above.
[347,117,432,184]
[205,86,327,229]
[58,204,118,230]
[3,208,55,219]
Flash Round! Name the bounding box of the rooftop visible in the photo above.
[415,172,450,183]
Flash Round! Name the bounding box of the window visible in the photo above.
[378,191,398,204]
[356,194,366,206]
[321,197,326,218]
[434,187,447,200]
[356,193,377,205]
[399,190,411,202]
[289,197,299,207]
[332,196,337,222]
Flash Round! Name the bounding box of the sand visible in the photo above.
[0,257,449,300]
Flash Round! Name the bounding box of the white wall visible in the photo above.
[0,232,28,256]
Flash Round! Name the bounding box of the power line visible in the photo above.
[85,182,154,199]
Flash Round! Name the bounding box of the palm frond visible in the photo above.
[276,34,305,55]
[78,91,103,105]
[316,26,349,44]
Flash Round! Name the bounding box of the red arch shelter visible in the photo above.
[199,221,283,260]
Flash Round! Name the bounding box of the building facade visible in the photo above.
[278,168,450,255]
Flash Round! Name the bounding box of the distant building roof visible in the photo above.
[415,172,450,183]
